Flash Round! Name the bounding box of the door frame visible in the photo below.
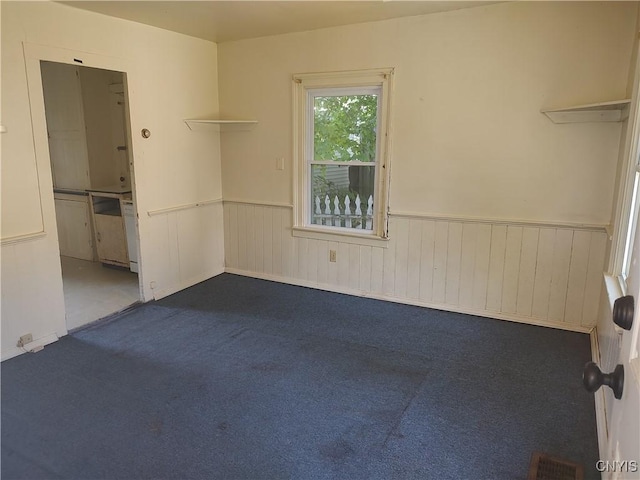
[594,38,640,478]
[23,43,146,308]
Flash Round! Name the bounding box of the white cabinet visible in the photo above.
[89,191,129,268]
[54,192,94,261]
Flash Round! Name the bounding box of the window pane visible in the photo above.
[313,95,377,162]
[623,170,640,280]
[311,164,375,230]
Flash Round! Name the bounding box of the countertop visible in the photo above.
[87,185,132,194]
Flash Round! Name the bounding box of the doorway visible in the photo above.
[40,60,141,331]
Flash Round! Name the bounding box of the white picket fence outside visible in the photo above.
[313,193,373,230]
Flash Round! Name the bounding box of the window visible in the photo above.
[612,93,640,292]
[293,69,393,243]
[622,158,640,282]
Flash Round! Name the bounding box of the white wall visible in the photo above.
[218,2,637,330]
[1,2,224,359]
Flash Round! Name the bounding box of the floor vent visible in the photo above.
[528,451,584,480]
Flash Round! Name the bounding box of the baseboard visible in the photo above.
[1,332,63,362]
[590,328,610,471]
[153,267,225,300]
[224,267,592,334]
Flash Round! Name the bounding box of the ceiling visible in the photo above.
[59,1,500,43]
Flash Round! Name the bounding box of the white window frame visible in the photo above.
[610,57,640,294]
[292,68,393,247]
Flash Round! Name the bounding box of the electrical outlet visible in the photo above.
[17,333,33,347]
[329,250,337,262]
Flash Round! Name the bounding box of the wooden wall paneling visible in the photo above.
[237,204,248,271]
[516,227,540,317]
[582,232,607,327]
[337,241,350,289]
[564,230,591,324]
[176,208,197,283]
[348,243,360,291]
[226,203,239,269]
[407,220,423,299]
[298,237,309,281]
[419,220,436,302]
[432,221,449,304]
[486,225,507,312]
[459,222,478,308]
[317,239,328,285]
[382,224,397,296]
[272,207,283,276]
[531,228,556,320]
[359,245,372,292]
[307,238,319,283]
[370,246,384,294]
[147,214,171,293]
[445,222,463,306]
[223,202,231,267]
[472,224,492,310]
[263,206,273,275]
[394,217,410,298]
[254,205,264,273]
[327,240,339,286]
[281,209,295,278]
[548,229,574,322]
[501,226,524,314]
[246,205,256,273]
[216,205,225,271]
[222,203,608,330]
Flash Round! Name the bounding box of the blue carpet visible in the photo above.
[2,273,598,479]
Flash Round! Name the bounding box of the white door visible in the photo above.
[606,215,640,479]
[40,61,90,191]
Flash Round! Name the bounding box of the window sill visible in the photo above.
[292,226,389,247]
[604,273,625,305]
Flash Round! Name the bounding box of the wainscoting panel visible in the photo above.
[224,202,608,331]
[146,200,225,299]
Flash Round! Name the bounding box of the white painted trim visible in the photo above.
[221,201,607,233]
[147,198,223,217]
[292,226,389,247]
[1,231,46,245]
[224,267,593,334]
[1,331,64,361]
[292,67,394,240]
[223,199,294,208]
[390,210,608,232]
[151,268,225,300]
[591,328,610,466]
[609,41,640,275]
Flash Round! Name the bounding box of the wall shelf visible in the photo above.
[184,119,257,131]
[542,99,631,124]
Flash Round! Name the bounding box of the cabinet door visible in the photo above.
[94,214,128,266]
[41,62,90,190]
[54,198,94,260]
